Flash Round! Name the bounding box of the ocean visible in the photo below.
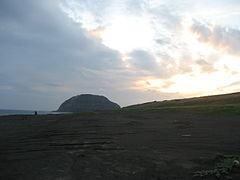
[0,109,70,116]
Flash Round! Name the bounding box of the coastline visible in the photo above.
[0,109,71,116]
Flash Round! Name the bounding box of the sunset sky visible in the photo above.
[1,0,240,110]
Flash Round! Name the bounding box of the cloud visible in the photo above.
[196,59,216,73]
[1,0,240,110]
[0,0,125,110]
[127,50,159,72]
[191,21,240,56]
[0,85,13,91]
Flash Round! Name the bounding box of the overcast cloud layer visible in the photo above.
[0,0,240,110]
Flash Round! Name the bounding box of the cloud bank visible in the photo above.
[1,0,240,110]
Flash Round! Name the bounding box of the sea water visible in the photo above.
[0,109,70,116]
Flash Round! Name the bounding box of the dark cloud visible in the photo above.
[0,0,123,70]
[0,0,123,110]
[128,50,159,71]
[196,59,216,73]
[191,21,240,56]
[126,49,196,80]
[155,38,170,45]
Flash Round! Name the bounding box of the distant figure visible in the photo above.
[34,111,37,115]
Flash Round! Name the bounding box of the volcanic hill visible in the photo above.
[57,94,120,113]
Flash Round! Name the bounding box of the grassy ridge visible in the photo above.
[124,92,240,115]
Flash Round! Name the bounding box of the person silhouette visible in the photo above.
[34,111,37,115]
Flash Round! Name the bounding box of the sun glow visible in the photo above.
[101,16,154,53]
[162,73,229,94]
[60,1,240,98]
[135,67,240,96]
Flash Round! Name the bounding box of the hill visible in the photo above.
[124,92,240,112]
[57,94,120,113]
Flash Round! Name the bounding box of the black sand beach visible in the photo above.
[1,107,240,179]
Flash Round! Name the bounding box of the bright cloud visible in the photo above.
[101,16,154,52]
[59,0,240,97]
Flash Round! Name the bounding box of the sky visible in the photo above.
[0,0,240,110]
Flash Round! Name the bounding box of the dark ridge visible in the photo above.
[125,92,240,109]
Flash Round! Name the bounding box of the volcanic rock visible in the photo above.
[57,94,120,112]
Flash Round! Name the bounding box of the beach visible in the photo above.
[1,109,240,179]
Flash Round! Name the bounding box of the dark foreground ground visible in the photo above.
[0,109,240,180]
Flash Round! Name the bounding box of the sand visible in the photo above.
[0,109,240,179]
